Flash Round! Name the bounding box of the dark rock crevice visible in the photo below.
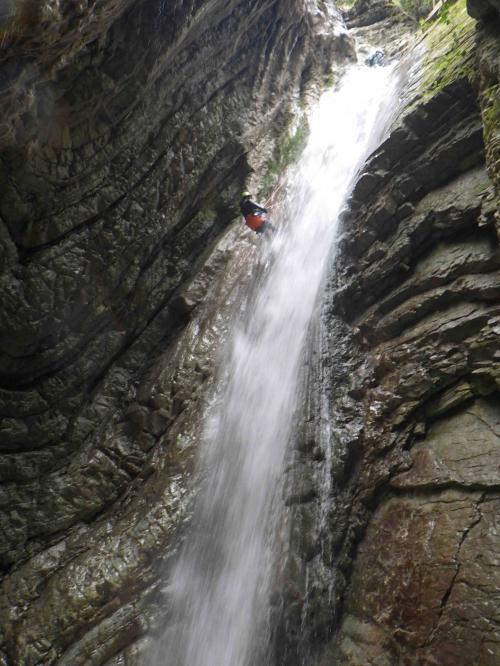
[422,490,486,647]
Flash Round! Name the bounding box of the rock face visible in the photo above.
[468,0,500,19]
[280,2,500,665]
[343,0,409,28]
[1,0,499,663]
[0,1,354,663]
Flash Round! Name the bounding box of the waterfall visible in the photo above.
[147,61,401,666]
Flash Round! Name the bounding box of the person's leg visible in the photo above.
[256,221,275,234]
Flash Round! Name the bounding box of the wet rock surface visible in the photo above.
[0,222,254,665]
[0,0,498,663]
[280,1,500,665]
[344,0,415,61]
[344,0,411,29]
[0,1,353,663]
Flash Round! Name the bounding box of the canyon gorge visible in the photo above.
[0,0,499,664]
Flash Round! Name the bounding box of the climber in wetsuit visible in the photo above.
[240,191,275,234]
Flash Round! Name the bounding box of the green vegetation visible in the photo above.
[259,0,476,199]
[323,70,337,89]
[481,85,500,191]
[418,0,476,102]
[481,85,500,148]
[258,114,310,198]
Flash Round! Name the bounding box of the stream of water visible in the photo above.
[148,61,401,666]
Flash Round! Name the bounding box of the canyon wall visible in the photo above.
[0,1,352,663]
[0,0,499,664]
[282,1,500,665]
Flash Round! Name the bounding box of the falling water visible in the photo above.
[148,62,401,666]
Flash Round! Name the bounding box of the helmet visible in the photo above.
[241,190,251,198]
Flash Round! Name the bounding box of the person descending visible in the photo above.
[240,191,275,234]
[366,49,384,67]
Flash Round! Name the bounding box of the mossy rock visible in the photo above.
[259,113,310,198]
[481,85,500,144]
[419,0,476,101]
[480,87,500,198]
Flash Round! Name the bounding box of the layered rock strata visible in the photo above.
[281,1,500,664]
[1,0,499,663]
[0,1,353,663]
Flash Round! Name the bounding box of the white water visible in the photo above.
[148,63,400,666]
